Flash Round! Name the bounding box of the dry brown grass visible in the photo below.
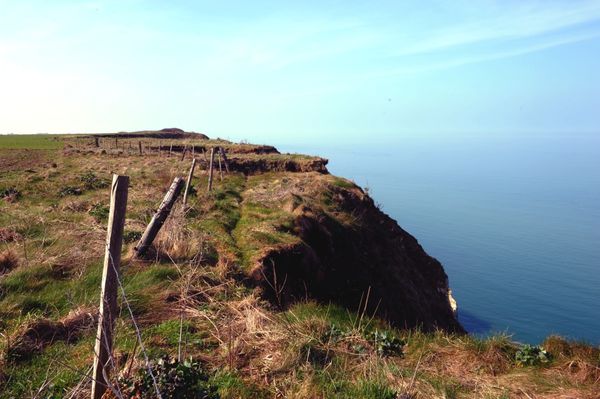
[0,249,19,275]
[0,227,22,243]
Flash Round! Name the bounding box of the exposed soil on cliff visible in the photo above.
[241,174,462,333]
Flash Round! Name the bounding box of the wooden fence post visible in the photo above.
[91,175,129,399]
[134,177,185,258]
[218,151,223,181]
[183,158,197,206]
[115,138,118,149]
[94,137,99,148]
[138,141,142,155]
[219,147,230,173]
[180,145,187,161]
[169,143,173,157]
[207,148,215,192]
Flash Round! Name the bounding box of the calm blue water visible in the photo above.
[279,134,600,344]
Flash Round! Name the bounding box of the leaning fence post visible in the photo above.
[183,158,197,206]
[218,151,223,181]
[180,145,187,161]
[207,148,215,192]
[219,147,230,173]
[91,175,129,399]
[134,177,185,258]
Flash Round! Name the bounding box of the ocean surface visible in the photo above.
[279,134,600,344]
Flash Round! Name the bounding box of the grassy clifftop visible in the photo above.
[0,134,598,398]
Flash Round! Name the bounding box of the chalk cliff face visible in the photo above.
[245,173,464,333]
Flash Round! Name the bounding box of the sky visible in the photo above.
[1,0,600,144]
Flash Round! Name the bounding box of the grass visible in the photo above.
[0,134,63,149]
[0,135,598,398]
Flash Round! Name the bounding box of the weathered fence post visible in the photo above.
[159,141,162,157]
[191,146,195,157]
[169,143,173,157]
[207,148,215,192]
[91,175,129,399]
[183,158,197,206]
[219,147,230,173]
[180,145,187,161]
[218,151,223,181]
[115,137,118,149]
[138,141,142,155]
[94,137,99,148]
[134,177,185,258]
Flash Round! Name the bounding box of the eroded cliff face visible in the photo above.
[242,173,464,333]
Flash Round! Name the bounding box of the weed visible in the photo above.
[89,203,109,222]
[79,171,109,190]
[515,344,552,366]
[369,329,405,357]
[117,356,219,399]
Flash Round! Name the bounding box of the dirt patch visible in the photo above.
[0,149,54,173]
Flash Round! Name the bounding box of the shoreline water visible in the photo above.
[279,134,600,344]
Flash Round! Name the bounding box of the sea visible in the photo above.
[279,134,600,344]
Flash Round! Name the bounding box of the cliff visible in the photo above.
[1,133,596,399]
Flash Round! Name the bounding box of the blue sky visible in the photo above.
[1,0,599,144]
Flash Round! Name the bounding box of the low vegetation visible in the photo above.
[0,134,598,398]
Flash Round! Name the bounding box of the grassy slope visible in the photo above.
[0,136,598,398]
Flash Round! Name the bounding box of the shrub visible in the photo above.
[515,345,551,366]
[118,356,219,399]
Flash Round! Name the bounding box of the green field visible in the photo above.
[0,134,63,149]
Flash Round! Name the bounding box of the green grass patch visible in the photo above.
[0,134,63,149]
[212,370,270,399]
[332,177,355,189]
